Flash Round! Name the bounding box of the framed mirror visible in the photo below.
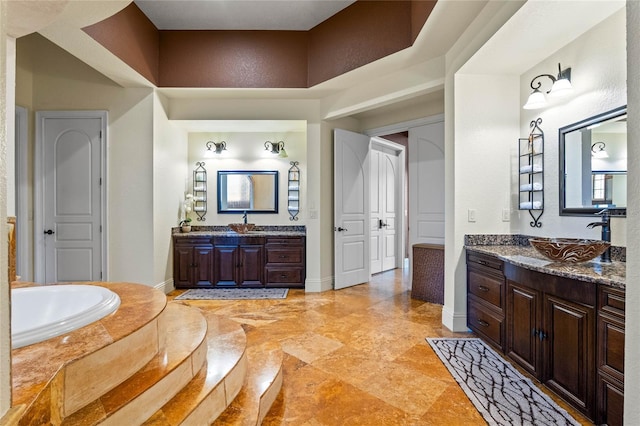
[217,171,279,213]
[559,106,627,216]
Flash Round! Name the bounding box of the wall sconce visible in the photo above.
[591,142,609,158]
[205,140,226,157]
[523,63,573,110]
[264,141,288,158]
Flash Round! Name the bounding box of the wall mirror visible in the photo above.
[559,105,627,216]
[217,171,279,213]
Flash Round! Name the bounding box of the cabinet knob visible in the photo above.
[280,274,288,278]
[477,285,490,292]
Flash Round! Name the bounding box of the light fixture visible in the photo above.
[205,140,226,157]
[264,140,288,158]
[523,63,573,110]
[591,142,609,158]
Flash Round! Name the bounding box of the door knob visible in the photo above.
[44,229,55,235]
[336,227,348,232]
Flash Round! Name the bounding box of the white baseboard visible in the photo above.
[155,279,175,294]
[441,305,470,333]
[304,276,334,293]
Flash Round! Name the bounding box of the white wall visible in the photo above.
[185,128,307,226]
[153,93,188,289]
[0,0,10,415]
[625,1,640,421]
[16,34,157,285]
[518,9,627,244]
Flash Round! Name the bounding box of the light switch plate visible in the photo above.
[468,209,477,222]
[502,208,510,222]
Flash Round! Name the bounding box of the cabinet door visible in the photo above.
[193,245,214,287]
[174,245,194,288]
[238,245,264,286]
[544,295,595,418]
[506,281,540,377]
[214,245,239,286]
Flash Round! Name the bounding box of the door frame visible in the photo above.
[370,136,406,268]
[15,106,29,281]
[34,110,108,283]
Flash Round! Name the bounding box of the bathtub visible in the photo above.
[11,285,121,349]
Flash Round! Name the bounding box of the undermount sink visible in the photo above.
[529,237,610,263]
[228,223,256,234]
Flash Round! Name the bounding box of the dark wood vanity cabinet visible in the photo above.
[265,236,305,288]
[173,234,305,289]
[505,263,596,420]
[466,252,506,351]
[597,285,625,426]
[213,236,264,287]
[173,237,214,288]
[467,251,626,422]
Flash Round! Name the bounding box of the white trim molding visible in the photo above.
[155,279,175,294]
[441,306,470,333]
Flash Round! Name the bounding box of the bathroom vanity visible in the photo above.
[466,241,625,425]
[173,226,306,289]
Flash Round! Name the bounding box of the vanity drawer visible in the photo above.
[468,267,504,309]
[467,253,503,272]
[468,300,504,350]
[598,286,625,319]
[266,267,303,285]
[266,247,303,264]
[266,236,304,246]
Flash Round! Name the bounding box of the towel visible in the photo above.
[519,201,543,209]
[519,182,543,191]
[519,164,543,173]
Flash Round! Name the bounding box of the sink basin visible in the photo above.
[228,223,256,234]
[529,238,610,263]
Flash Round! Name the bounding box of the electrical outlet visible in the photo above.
[468,209,477,223]
[502,208,510,222]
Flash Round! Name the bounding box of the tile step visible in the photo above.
[61,302,208,425]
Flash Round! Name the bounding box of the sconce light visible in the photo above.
[205,140,226,157]
[591,142,609,158]
[264,141,288,158]
[523,63,573,110]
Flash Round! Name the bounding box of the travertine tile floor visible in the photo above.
[171,265,592,425]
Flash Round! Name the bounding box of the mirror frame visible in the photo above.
[559,105,627,217]
[217,170,279,214]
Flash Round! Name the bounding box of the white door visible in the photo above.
[35,112,106,283]
[334,129,370,290]
[370,147,398,274]
[409,120,445,248]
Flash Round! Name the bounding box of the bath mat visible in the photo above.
[175,288,289,300]
[426,338,580,426]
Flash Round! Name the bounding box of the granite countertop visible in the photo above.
[465,236,625,290]
[172,225,306,238]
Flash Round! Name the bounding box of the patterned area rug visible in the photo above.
[175,288,289,300]
[426,338,580,426]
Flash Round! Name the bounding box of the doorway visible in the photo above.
[34,111,107,283]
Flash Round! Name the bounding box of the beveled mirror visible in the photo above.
[559,105,627,216]
[217,171,279,213]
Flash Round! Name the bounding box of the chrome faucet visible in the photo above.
[242,211,248,224]
[587,208,611,262]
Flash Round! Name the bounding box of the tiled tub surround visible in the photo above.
[465,234,625,289]
[10,282,167,422]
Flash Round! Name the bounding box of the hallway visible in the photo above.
[170,267,591,425]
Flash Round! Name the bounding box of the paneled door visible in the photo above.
[35,111,106,283]
[370,147,399,274]
[334,129,370,290]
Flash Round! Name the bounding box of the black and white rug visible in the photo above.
[426,338,580,426]
[175,288,289,300]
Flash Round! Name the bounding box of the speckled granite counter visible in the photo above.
[172,225,306,238]
[465,234,625,290]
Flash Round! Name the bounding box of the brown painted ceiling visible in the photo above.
[83,1,437,89]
